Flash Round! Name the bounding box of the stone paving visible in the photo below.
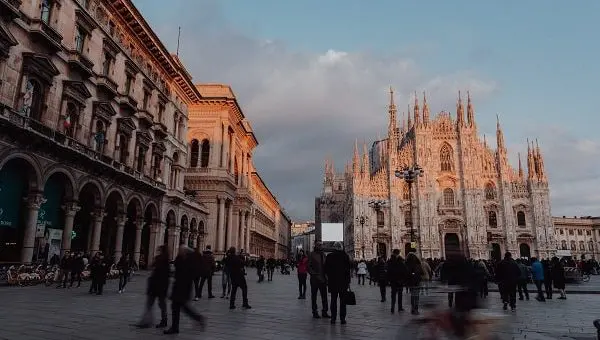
[0,271,599,340]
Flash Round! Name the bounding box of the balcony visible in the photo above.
[96,75,118,98]
[118,94,137,114]
[0,105,167,192]
[29,19,63,52]
[135,109,153,127]
[67,50,94,78]
[0,0,21,20]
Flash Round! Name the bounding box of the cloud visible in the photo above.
[137,1,499,220]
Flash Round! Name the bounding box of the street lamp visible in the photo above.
[395,165,424,255]
[355,215,369,259]
[368,199,387,258]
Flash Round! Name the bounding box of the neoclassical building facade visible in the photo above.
[185,84,291,259]
[0,0,208,265]
[316,89,555,260]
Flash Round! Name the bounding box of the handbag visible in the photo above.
[344,289,356,306]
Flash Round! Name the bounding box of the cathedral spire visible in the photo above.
[527,139,535,179]
[422,91,430,126]
[496,114,505,152]
[362,142,370,176]
[467,91,475,128]
[407,104,413,129]
[456,91,465,128]
[518,152,524,178]
[388,86,397,140]
[413,91,421,128]
[535,139,546,180]
[483,134,487,149]
[401,111,406,133]
[352,139,360,174]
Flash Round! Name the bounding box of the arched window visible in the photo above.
[443,188,455,206]
[570,240,576,250]
[376,210,384,228]
[64,102,78,137]
[94,120,105,153]
[484,183,496,200]
[21,78,44,120]
[41,0,52,24]
[234,156,239,184]
[404,210,411,227]
[440,144,453,172]
[190,139,199,167]
[488,211,497,227]
[579,241,585,251]
[561,240,567,250]
[516,211,526,227]
[200,139,210,167]
[589,241,594,251]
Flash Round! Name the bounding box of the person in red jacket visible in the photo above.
[297,250,309,299]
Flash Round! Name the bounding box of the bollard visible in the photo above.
[593,319,600,340]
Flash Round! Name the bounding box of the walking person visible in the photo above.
[221,254,232,299]
[542,259,553,299]
[135,245,170,329]
[530,257,546,302]
[516,259,530,301]
[376,257,387,302]
[69,252,84,288]
[324,242,351,325]
[58,251,72,288]
[117,254,131,294]
[228,247,252,310]
[256,256,265,283]
[266,257,276,281]
[197,245,216,299]
[496,252,521,311]
[164,245,206,335]
[405,252,423,315]
[309,241,330,319]
[387,249,407,314]
[357,259,367,285]
[297,250,308,299]
[551,257,567,300]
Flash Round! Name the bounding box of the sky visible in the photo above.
[134,0,600,221]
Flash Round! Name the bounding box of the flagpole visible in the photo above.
[176,26,181,57]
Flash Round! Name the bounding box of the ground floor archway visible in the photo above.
[519,243,531,258]
[377,242,387,259]
[491,243,501,261]
[444,233,461,259]
[0,159,32,262]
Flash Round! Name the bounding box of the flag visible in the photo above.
[63,114,71,129]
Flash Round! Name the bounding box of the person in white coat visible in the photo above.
[357,260,367,285]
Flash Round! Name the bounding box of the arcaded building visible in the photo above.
[0,0,208,264]
[185,84,291,259]
[317,89,554,261]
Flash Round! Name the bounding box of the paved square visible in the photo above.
[0,272,599,340]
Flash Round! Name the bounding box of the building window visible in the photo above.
[580,241,585,251]
[488,211,497,227]
[143,91,150,110]
[64,102,78,137]
[79,0,89,9]
[569,229,574,236]
[570,241,576,251]
[376,210,384,228]
[516,211,526,227]
[589,241,594,252]
[561,240,567,250]
[234,156,239,184]
[20,77,44,120]
[118,134,129,164]
[158,103,165,123]
[74,26,86,53]
[190,139,199,167]
[440,143,453,172]
[586,230,592,236]
[559,229,564,235]
[124,75,133,95]
[484,183,496,200]
[102,52,113,76]
[136,146,146,173]
[578,229,583,236]
[93,120,106,153]
[41,0,52,24]
[200,139,210,168]
[443,188,454,206]
[151,154,162,179]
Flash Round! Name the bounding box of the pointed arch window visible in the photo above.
[443,188,455,206]
[516,211,526,227]
[404,210,411,227]
[440,144,453,172]
[190,139,199,168]
[376,210,385,228]
[488,211,497,227]
[485,183,496,200]
[200,139,210,167]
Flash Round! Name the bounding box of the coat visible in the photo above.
[551,262,566,289]
[531,261,544,281]
[308,251,326,282]
[387,257,408,286]
[147,254,170,297]
[170,254,195,303]
[324,250,351,291]
[199,250,216,277]
[496,258,521,285]
[227,254,247,285]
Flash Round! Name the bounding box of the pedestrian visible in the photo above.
[221,254,232,299]
[266,257,276,281]
[164,245,206,334]
[256,256,265,282]
[58,251,72,288]
[297,250,308,299]
[324,241,351,325]
[228,247,252,310]
[308,241,329,319]
[516,259,530,301]
[117,254,131,294]
[551,257,567,300]
[542,259,553,299]
[69,252,84,288]
[405,253,423,315]
[496,252,520,311]
[197,245,216,299]
[530,257,545,302]
[135,245,170,329]
[376,257,387,302]
[387,249,407,314]
[356,259,367,285]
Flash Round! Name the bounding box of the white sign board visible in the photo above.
[322,223,344,242]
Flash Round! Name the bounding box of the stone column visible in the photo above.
[90,209,106,256]
[134,218,143,265]
[147,221,161,263]
[226,203,233,249]
[181,230,189,247]
[217,198,226,252]
[246,210,253,254]
[246,154,252,188]
[60,202,80,256]
[113,214,127,263]
[221,124,228,169]
[21,193,46,264]
[168,226,181,261]
[190,233,197,249]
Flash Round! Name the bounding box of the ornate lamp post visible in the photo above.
[368,199,387,258]
[395,165,424,255]
[355,215,369,259]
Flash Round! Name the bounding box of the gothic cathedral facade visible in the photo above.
[318,89,555,260]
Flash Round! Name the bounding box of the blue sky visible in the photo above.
[135,0,600,220]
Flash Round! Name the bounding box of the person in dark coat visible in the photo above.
[69,252,85,288]
[324,241,351,325]
[89,252,108,295]
[542,259,553,299]
[405,253,423,315]
[197,245,216,299]
[495,252,521,311]
[387,249,408,313]
[164,245,206,334]
[117,254,131,293]
[551,257,566,299]
[375,256,388,302]
[228,247,252,309]
[256,256,266,282]
[135,245,170,329]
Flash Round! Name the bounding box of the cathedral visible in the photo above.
[316,89,555,261]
